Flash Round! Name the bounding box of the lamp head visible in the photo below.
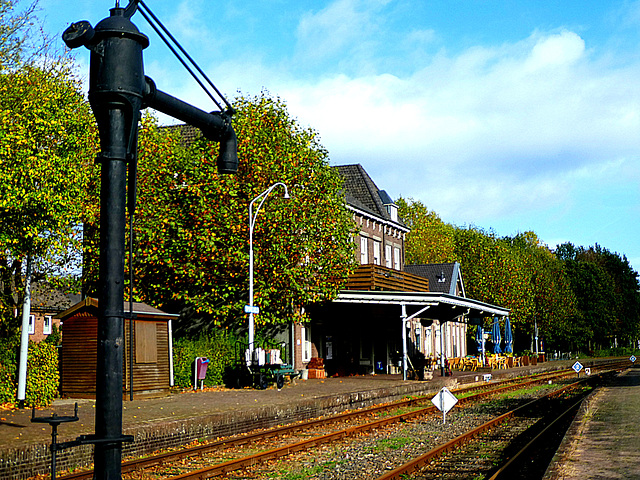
[216,127,238,174]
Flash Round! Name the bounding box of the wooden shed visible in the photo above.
[57,297,177,399]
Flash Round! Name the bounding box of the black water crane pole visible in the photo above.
[62,1,238,478]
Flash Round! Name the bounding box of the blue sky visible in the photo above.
[34,0,640,271]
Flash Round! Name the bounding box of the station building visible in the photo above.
[287,164,509,376]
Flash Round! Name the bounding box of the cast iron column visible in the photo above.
[65,5,148,478]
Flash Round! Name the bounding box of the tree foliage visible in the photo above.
[0,0,45,72]
[397,197,640,353]
[396,197,455,264]
[558,243,640,350]
[83,92,357,336]
[0,50,97,336]
[453,226,533,329]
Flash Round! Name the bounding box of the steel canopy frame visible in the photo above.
[334,290,510,319]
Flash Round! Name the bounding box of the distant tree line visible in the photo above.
[398,198,640,353]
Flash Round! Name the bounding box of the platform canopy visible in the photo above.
[333,290,509,322]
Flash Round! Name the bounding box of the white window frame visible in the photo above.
[373,240,381,265]
[385,244,392,268]
[301,325,312,362]
[393,246,401,270]
[360,236,368,264]
[43,315,52,335]
[28,314,35,334]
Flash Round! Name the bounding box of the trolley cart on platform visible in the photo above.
[228,342,299,389]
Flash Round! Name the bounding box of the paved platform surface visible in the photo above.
[545,366,640,480]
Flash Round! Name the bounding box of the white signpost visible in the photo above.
[431,387,458,424]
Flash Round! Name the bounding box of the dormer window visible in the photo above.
[387,204,398,222]
[437,271,446,283]
[378,189,399,222]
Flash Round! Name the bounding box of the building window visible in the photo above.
[385,244,392,268]
[387,204,398,222]
[373,240,381,265]
[43,316,52,335]
[301,325,311,362]
[425,328,432,356]
[360,236,368,264]
[393,246,401,270]
[28,315,35,334]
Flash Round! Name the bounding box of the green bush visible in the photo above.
[173,330,238,388]
[0,334,19,404]
[0,336,59,407]
[25,342,59,407]
[592,347,639,358]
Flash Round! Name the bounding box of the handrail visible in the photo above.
[344,264,430,292]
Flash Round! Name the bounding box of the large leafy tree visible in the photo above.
[0,0,43,72]
[0,0,97,337]
[453,226,533,327]
[396,197,456,264]
[557,243,640,350]
[504,232,576,350]
[84,92,356,336]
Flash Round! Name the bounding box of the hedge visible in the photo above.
[0,336,59,407]
[172,330,239,388]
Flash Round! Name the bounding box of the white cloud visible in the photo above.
[146,19,640,266]
[525,30,585,71]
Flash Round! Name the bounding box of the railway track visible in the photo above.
[375,378,597,480]
[52,361,627,480]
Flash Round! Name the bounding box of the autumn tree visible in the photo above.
[504,232,577,350]
[0,0,44,72]
[396,197,456,264]
[453,226,533,328]
[84,92,357,336]
[0,0,97,337]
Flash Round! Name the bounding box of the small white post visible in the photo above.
[17,255,32,407]
[401,304,408,380]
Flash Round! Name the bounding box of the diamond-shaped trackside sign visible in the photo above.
[631,355,636,363]
[432,387,458,413]
[572,361,583,373]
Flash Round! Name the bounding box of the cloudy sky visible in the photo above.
[37,0,640,271]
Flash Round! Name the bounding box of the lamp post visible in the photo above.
[248,182,290,362]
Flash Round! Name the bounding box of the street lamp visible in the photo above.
[247,182,290,363]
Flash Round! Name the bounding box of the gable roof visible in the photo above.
[404,262,466,296]
[334,164,407,229]
[56,297,179,321]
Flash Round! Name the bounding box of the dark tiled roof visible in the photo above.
[30,283,81,313]
[404,262,462,295]
[162,124,203,147]
[334,164,406,227]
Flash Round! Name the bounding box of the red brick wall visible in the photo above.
[354,213,405,270]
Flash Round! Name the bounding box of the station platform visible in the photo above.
[0,359,606,479]
[545,365,640,479]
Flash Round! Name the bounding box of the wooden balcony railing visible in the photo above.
[344,264,430,292]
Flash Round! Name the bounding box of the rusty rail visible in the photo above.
[56,361,629,480]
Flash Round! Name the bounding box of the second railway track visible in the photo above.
[51,361,627,480]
